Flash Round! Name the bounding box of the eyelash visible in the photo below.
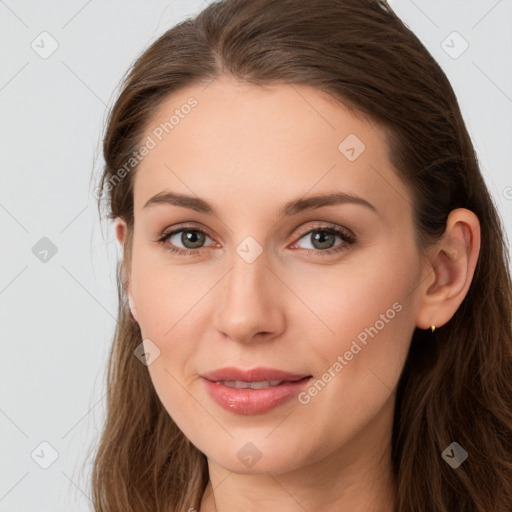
[156,222,356,257]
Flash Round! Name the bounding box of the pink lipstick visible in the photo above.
[200,367,312,415]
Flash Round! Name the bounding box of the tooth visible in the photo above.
[220,380,248,388]
[249,380,270,389]
[218,380,285,389]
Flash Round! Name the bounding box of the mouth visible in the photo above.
[200,367,313,415]
[213,379,303,389]
[200,366,311,383]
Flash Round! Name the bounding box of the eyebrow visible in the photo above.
[142,190,378,216]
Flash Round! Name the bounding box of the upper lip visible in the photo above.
[200,367,312,383]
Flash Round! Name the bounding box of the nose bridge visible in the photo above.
[214,240,284,342]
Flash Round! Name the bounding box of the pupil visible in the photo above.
[183,230,204,248]
[313,231,334,249]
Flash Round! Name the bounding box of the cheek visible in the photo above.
[129,247,212,406]
[292,242,418,407]
[131,260,209,435]
[289,239,418,351]
[130,244,201,340]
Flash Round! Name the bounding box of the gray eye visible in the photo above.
[296,230,340,250]
[169,229,209,249]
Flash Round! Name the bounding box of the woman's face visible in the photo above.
[118,75,428,475]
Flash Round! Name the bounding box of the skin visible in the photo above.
[115,75,480,512]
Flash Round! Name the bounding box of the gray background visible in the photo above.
[1,0,511,510]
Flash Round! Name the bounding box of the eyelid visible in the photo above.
[293,221,355,241]
[160,222,218,247]
[157,220,356,254]
[160,222,216,240]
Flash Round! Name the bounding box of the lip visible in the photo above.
[201,367,311,383]
[200,367,312,415]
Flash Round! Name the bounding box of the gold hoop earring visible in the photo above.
[431,325,436,333]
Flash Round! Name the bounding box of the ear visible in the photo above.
[115,218,138,322]
[115,217,127,247]
[415,208,481,330]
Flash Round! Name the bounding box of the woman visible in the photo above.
[91,0,512,510]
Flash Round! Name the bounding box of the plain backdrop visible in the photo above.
[1,0,511,510]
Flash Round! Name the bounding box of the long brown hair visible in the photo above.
[91,0,512,510]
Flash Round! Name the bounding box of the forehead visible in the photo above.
[132,75,412,223]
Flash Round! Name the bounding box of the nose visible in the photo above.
[213,249,286,344]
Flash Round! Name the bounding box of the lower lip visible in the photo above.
[202,377,312,415]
